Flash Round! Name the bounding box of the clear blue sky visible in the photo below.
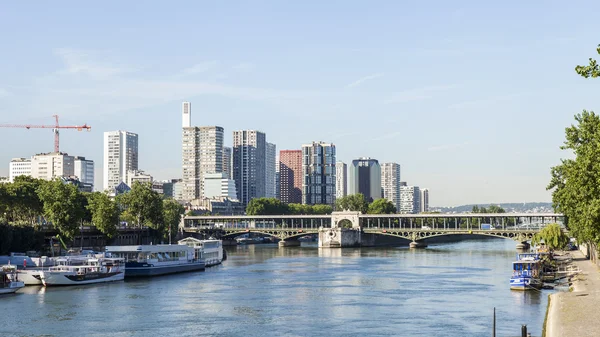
[1,1,599,206]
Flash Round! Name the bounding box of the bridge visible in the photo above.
[182,212,564,249]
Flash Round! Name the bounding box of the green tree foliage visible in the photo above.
[548,110,600,245]
[311,204,333,215]
[86,192,120,238]
[163,199,185,242]
[367,198,397,214]
[3,176,46,225]
[471,205,505,213]
[245,198,333,215]
[531,223,570,251]
[37,178,84,240]
[335,193,369,213]
[575,44,600,78]
[117,182,164,231]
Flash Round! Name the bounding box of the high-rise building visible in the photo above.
[279,150,302,203]
[103,131,139,191]
[335,161,347,199]
[381,163,401,211]
[265,142,277,198]
[203,173,238,200]
[127,170,153,187]
[348,157,381,202]
[74,156,94,187]
[223,146,232,179]
[301,142,336,205]
[9,158,31,182]
[181,102,224,201]
[420,188,430,213]
[233,130,266,205]
[31,152,75,181]
[400,185,421,214]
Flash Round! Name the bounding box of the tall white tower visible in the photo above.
[182,102,191,128]
[103,131,139,191]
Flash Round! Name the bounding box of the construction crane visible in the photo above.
[0,115,91,153]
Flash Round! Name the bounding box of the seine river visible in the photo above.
[0,239,548,337]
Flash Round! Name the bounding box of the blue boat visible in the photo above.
[510,258,542,291]
[105,245,205,277]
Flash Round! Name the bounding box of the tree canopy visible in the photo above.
[246,198,332,215]
[162,199,185,242]
[117,181,164,231]
[367,198,397,214]
[37,178,84,240]
[471,205,505,213]
[335,194,369,213]
[575,44,600,78]
[531,223,570,251]
[86,192,120,238]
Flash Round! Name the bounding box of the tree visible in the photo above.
[312,204,333,215]
[246,198,288,215]
[86,192,120,238]
[531,224,570,251]
[37,178,84,240]
[117,182,164,238]
[575,44,600,78]
[487,205,505,213]
[163,199,185,243]
[367,199,396,214]
[335,194,369,213]
[5,176,46,225]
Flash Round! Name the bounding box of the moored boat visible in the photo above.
[40,258,125,286]
[510,259,542,291]
[105,244,205,277]
[0,266,25,294]
[178,238,223,267]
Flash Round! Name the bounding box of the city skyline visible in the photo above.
[2,2,600,206]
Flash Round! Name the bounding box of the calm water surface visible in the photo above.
[0,240,548,337]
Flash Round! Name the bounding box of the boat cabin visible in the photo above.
[512,260,540,278]
[105,245,196,263]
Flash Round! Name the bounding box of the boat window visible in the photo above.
[164,253,171,260]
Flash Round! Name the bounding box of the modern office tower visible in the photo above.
[400,185,421,214]
[181,102,225,201]
[279,150,302,203]
[335,161,347,199]
[203,173,238,199]
[103,130,138,191]
[223,146,232,179]
[348,157,381,202]
[172,180,184,201]
[126,170,153,187]
[31,152,75,181]
[301,142,336,205]
[9,158,31,182]
[265,142,277,198]
[233,130,266,205]
[420,188,430,213]
[381,163,401,211]
[74,156,94,187]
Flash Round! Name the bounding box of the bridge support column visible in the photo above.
[319,228,365,248]
[409,241,428,249]
[278,240,301,247]
[515,242,530,251]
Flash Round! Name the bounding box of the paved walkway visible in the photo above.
[545,250,600,337]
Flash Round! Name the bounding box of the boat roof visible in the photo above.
[513,260,539,264]
[105,245,192,253]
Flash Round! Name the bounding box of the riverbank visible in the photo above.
[545,250,600,337]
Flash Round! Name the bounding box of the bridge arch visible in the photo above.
[363,230,536,243]
[331,211,360,229]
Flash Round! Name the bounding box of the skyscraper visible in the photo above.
[301,142,336,205]
[74,156,95,187]
[348,157,381,202]
[381,163,401,211]
[233,130,266,205]
[223,146,232,179]
[279,150,302,203]
[181,102,224,201]
[103,130,138,191]
[335,161,347,199]
[400,185,421,214]
[265,142,277,198]
[420,188,429,213]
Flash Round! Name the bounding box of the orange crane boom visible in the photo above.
[0,115,91,153]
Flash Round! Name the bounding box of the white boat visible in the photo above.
[105,244,205,277]
[40,258,125,286]
[178,238,224,267]
[0,266,25,294]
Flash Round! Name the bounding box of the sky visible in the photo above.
[1,1,600,207]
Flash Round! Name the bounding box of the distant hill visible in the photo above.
[431,202,554,214]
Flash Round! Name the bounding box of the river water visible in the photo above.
[0,239,548,337]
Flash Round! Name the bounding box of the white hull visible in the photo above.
[18,270,43,286]
[0,281,25,294]
[41,271,124,286]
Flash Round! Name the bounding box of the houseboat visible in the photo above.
[0,266,25,294]
[510,258,542,291]
[178,238,224,267]
[40,258,125,286]
[105,244,205,277]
